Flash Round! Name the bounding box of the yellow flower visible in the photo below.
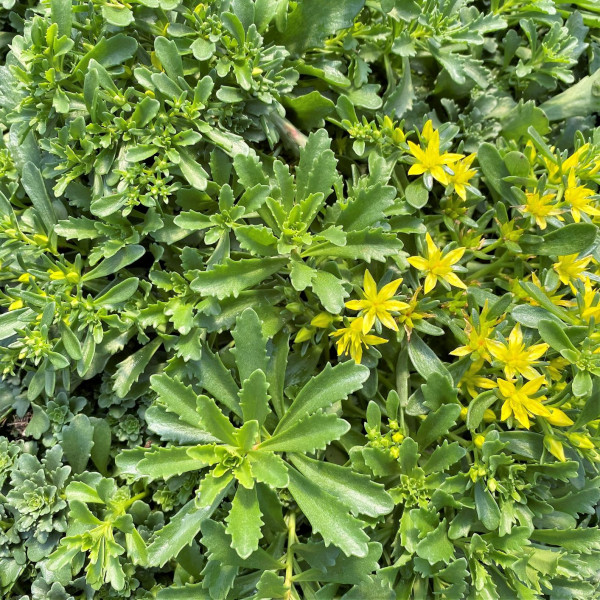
[529,272,573,308]
[450,302,497,361]
[497,377,550,429]
[345,270,408,333]
[447,153,477,200]
[458,359,497,398]
[520,190,561,230]
[407,121,463,186]
[330,317,387,364]
[564,169,600,223]
[48,268,80,284]
[407,233,467,294]
[488,324,549,380]
[396,288,431,335]
[580,278,600,321]
[544,143,590,183]
[547,356,570,381]
[553,254,594,287]
[8,299,23,311]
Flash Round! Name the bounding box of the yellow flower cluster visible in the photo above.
[407,120,477,200]
[330,270,406,364]
[519,144,600,230]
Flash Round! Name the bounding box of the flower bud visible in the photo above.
[294,327,313,343]
[311,312,334,328]
[483,409,496,423]
[568,432,595,450]
[544,435,566,462]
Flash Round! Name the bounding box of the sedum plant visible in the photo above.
[1,0,600,598]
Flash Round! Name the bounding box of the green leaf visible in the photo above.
[336,183,396,231]
[150,373,201,428]
[474,480,501,530]
[540,69,600,121]
[282,91,335,129]
[384,55,414,118]
[21,162,57,228]
[466,391,498,430]
[198,345,241,416]
[61,414,94,474]
[131,96,160,128]
[295,129,337,201]
[287,467,370,557]
[146,491,231,567]
[477,143,518,203]
[138,446,217,480]
[256,571,288,600]
[415,519,455,565]
[191,38,216,61]
[59,321,82,360]
[51,0,72,37]
[178,148,209,190]
[231,308,268,382]
[225,485,264,559]
[190,258,287,299]
[155,36,183,79]
[113,337,162,398]
[201,519,283,570]
[76,34,138,72]
[408,333,451,382]
[422,440,466,475]
[196,395,238,445]
[501,100,550,140]
[94,278,139,308]
[102,5,134,26]
[530,528,600,552]
[82,245,145,281]
[290,454,393,517]
[304,228,403,262]
[521,223,597,256]
[24,404,49,439]
[280,0,366,54]
[239,370,271,427]
[572,379,600,429]
[405,178,428,209]
[157,584,211,600]
[311,270,348,313]
[512,305,564,328]
[234,225,278,256]
[416,404,461,449]
[276,361,369,432]
[145,405,218,444]
[538,319,577,353]
[90,417,112,475]
[0,309,34,341]
[247,451,289,488]
[267,330,289,419]
[258,413,349,453]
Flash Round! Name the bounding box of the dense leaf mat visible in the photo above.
[1,0,600,598]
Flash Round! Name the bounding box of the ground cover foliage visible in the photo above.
[1,0,600,597]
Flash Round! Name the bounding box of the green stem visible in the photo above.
[468,253,511,282]
[284,511,297,600]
